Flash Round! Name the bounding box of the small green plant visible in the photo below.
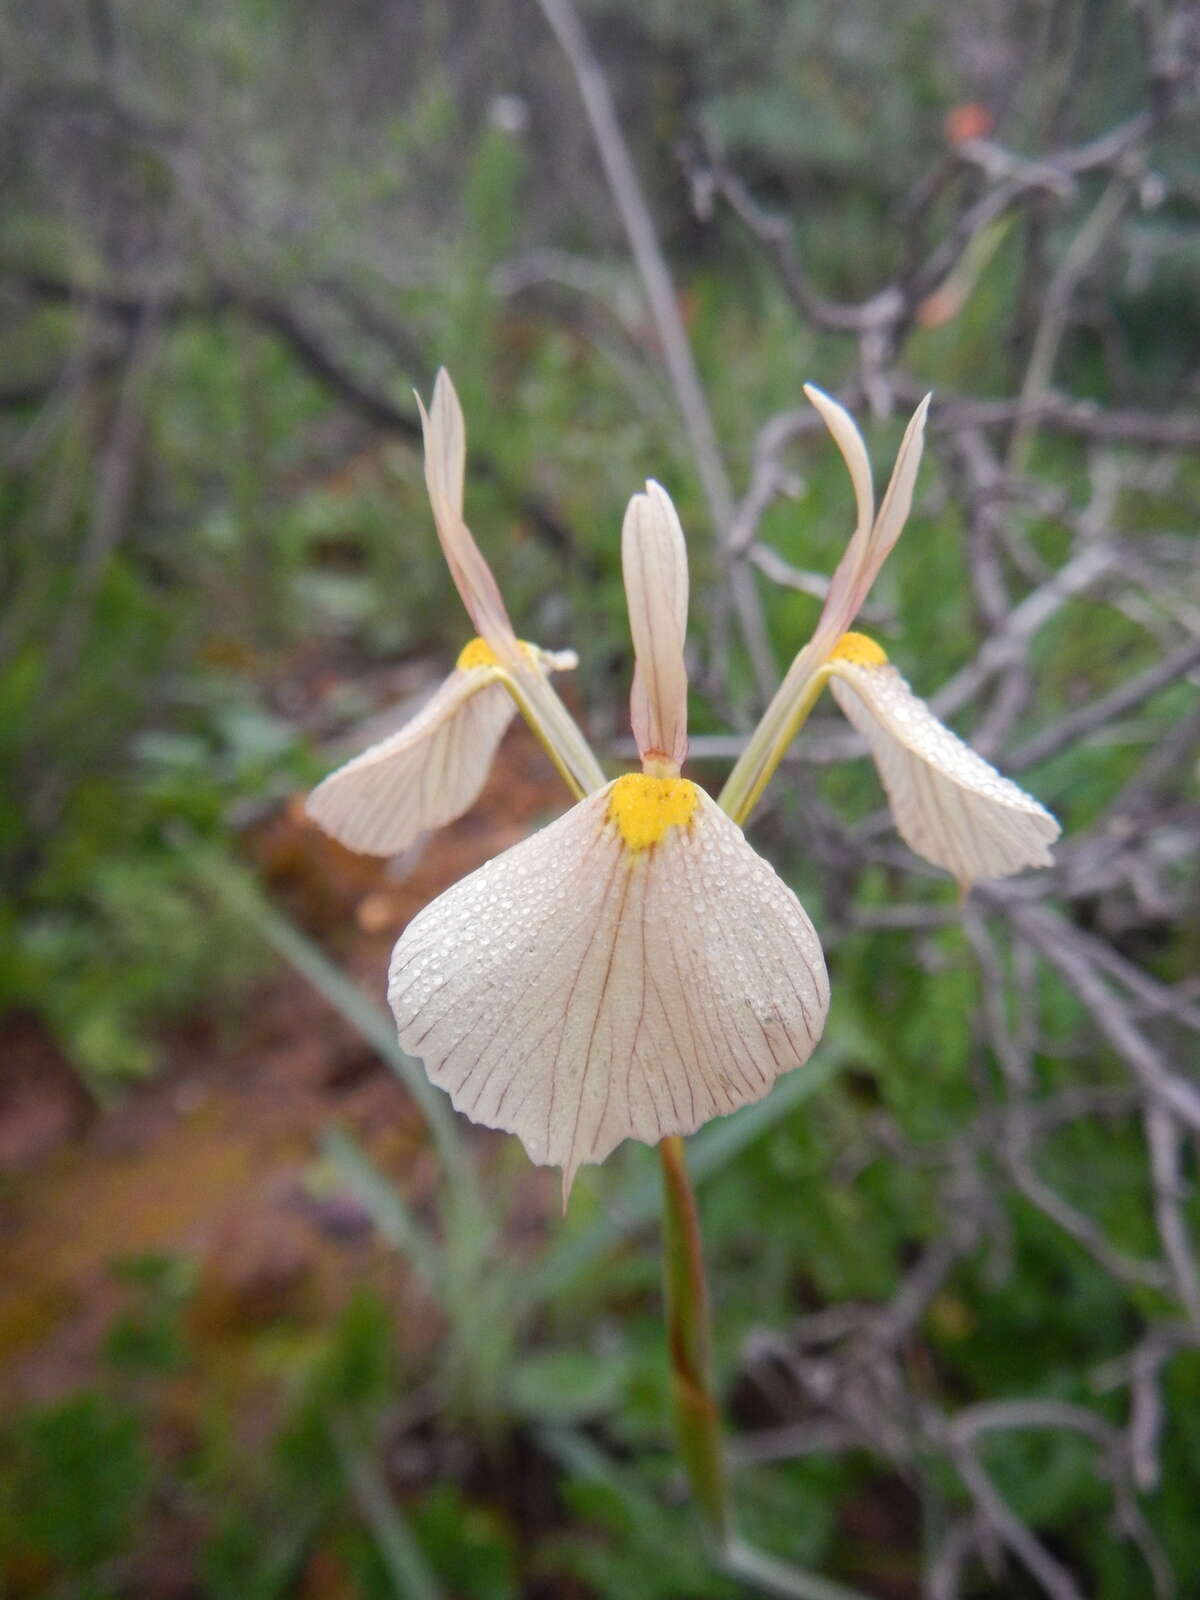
[0,1394,149,1589]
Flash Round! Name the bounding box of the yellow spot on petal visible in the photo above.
[457,636,540,671]
[829,631,889,668]
[457,637,500,670]
[607,773,699,852]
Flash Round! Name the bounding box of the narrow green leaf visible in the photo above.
[321,1127,442,1296]
[329,1416,444,1600]
[185,842,469,1188]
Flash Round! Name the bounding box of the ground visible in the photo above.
[0,717,571,1569]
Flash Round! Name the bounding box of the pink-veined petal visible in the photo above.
[828,661,1060,885]
[417,370,520,662]
[388,778,829,1198]
[306,667,514,856]
[622,481,690,771]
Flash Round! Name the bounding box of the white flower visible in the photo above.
[313,371,1061,1201]
[718,388,931,825]
[306,370,598,856]
[721,387,1060,886]
[388,481,829,1198]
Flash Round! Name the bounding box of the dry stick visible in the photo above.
[905,103,1149,315]
[727,1419,866,1468]
[949,426,1015,631]
[703,153,902,336]
[947,1439,1085,1600]
[1110,701,1200,818]
[922,389,1200,450]
[706,105,1152,348]
[1008,636,1200,770]
[944,1401,1173,1600]
[1006,1149,1169,1291]
[1144,1105,1200,1326]
[735,1081,1178,1594]
[46,301,164,684]
[1094,1323,1200,1494]
[964,910,1170,1292]
[1072,933,1200,1035]
[931,541,1122,720]
[1007,173,1138,476]
[928,1516,987,1600]
[534,0,778,700]
[963,439,1127,757]
[1008,905,1200,1134]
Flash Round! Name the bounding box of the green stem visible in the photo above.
[658,1140,873,1600]
[661,666,877,1596]
[718,654,829,827]
[659,1133,730,1545]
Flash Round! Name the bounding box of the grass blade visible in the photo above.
[329,1415,444,1600]
[188,843,469,1189]
[321,1126,442,1295]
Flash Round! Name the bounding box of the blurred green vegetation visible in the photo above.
[2,1,1199,1596]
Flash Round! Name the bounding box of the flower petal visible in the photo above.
[388,777,829,1197]
[306,666,514,856]
[827,661,1060,884]
[622,481,689,770]
[807,388,931,657]
[417,370,520,664]
[717,392,931,827]
[802,384,874,542]
[412,373,605,803]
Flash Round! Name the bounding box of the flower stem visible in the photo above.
[658,1136,874,1600]
[718,651,830,827]
[658,1133,730,1545]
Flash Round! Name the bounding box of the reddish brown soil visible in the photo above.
[0,720,567,1413]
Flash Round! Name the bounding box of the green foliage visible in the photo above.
[543,1440,737,1599]
[105,1253,198,1374]
[2,744,276,1084]
[0,1394,149,1582]
[410,1486,518,1600]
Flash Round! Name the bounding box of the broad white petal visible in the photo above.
[389,780,829,1196]
[828,662,1060,885]
[306,667,515,856]
[622,481,689,769]
[417,370,520,663]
